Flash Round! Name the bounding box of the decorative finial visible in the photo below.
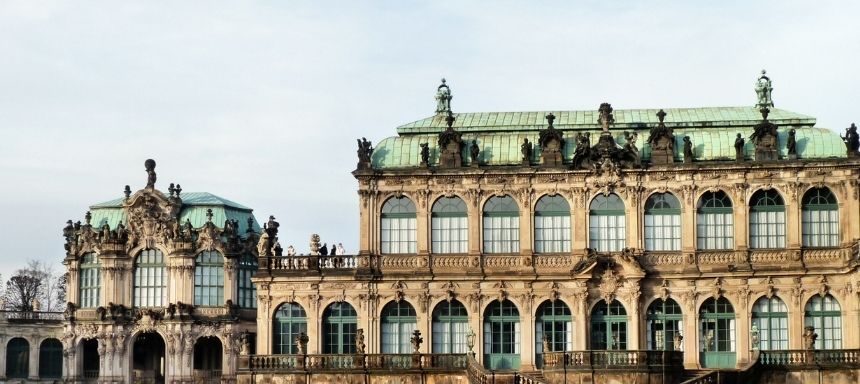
[656,109,666,124]
[759,106,770,121]
[545,113,556,128]
[124,185,131,199]
[435,78,453,115]
[755,70,774,108]
[445,113,455,128]
[175,184,182,197]
[144,159,157,189]
[246,217,255,234]
[206,208,213,223]
[84,211,92,225]
[168,183,176,197]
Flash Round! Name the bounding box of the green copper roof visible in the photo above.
[396,107,816,134]
[372,127,845,169]
[88,192,260,234]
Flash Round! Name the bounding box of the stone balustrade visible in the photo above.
[759,349,860,367]
[0,310,64,323]
[542,350,684,370]
[243,353,467,373]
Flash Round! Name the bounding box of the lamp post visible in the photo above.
[466,328,476,358]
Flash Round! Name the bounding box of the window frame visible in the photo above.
[431,196,469,254]
[381,196,418,254]
[79,252,101,308]
[133,249,166,308]
[482,195,520,254]
[589,194,626,252]
[697,191,735,250]
[194,250,224,307]
[534,195,572,254]
[644,193,682,251]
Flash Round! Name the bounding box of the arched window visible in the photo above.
[482,196,520,253]
[801,188,839,247]
[39,338,63,378]
[133,249,166,307]
[6,338,29,378]
[194,251,224,307]
[432,196,468,253]
[273,302,307,354]
[804,295,842,349]
[646,299,683,351]
[589,194,626,252]
[483,299,520,370]
[534,195,571,253]
[644,193,681,251]
[432,300,469,354]
[699,297,736,368]
[590,300,627,350]
[323,302,358,354]
[79,252,100,308]
[751,296,788,350]
[381,301,418,354]
[381,196,417,254]
[535,300,572,367]
[697,191,734,250]
[237,253,258,308]
[749,190,786,249]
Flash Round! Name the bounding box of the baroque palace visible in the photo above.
[2,72,860,384]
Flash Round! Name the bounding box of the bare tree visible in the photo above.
[3,260,67,311]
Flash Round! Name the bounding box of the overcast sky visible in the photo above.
[0,1,858,281]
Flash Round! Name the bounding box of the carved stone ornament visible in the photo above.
[710,277,723,300]
[539,113,565,167]
[659,279,671,301]
[495,281,510,303]
[817,275,829,297]
[750,107,779,161]
[549,282,561,302]
[392,281,406,303]
[764,276,777,299]
[597,268,621,304]
[124,187,183,252]
[438,114,464,168]
[648,109,675,165]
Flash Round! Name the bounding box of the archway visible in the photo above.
[39,338,63,378]
[193,337,223,383]
[5,337,29,379]
[81,339,99,381]
[132,332,165,384]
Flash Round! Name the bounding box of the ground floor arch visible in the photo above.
[132,332,166,384]
[193,336,223,383]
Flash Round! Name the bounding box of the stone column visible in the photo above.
[626,290,641,350]
[785,189,801,249]
[571,190,587,253]
[681,196,697,252]
[468,194,482,256]
[787,304,804,350]
[519,194,534,256]
[358,190,373,255]
[627,191,642,249]
[520,305,535,371]
[256,295,272,354]
[29,338,39,380]
[224,257,236,305]
[733,186,749,251]
[416,194,430,257]
[735,304,750,366]
[572,293,588,351]
[682,300,699,369]
[0,335,7,381]
[67,261,80,306]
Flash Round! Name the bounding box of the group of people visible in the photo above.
[284,242,346,256]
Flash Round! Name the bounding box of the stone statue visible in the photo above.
[470,140,480,165]
[310,234,321,255]
[356,137,374,169]
[683,136,694,163]
[598,103,614,132]
[356,328,366,354]
[410,329,423,353]
[673,333,683,351]
[751,107,780,161]
[542,333,552,353]
[623,131,640,165]
[435,78,452,114]
[144,159,157,189]
[751,325,760,350]
[787,128,797,159]
[705,330,715,351]
[572,132,592,169]
[419,143,430,166]
[734,133,745,161]
[240,331,251,355]
[842,123,859,156]
[296,332,309,355]
[521,138,533,165]
[755,69,774,108]
[286,245,296,256]
[803,326,818,350]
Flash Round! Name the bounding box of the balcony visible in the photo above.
[759,349,860,368]
[0,310,64,324]
[542,350,684,371]
[243,353,467,373]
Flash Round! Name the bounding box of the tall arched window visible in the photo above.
[273,302,307,354]
[535,300,572,367]
[646,299,683,351]
[432,300,469,354]
[589,194,626,252]
[381,196,417,254]
[751,296,788,350]
[381,301,418,354]
[804,295,842,349]
[6,338,29,378]
[194,251,224,306]
[323,302,358,354]
[534,195,571,253]
[749,190,786,249]
[697,191,734,250]
[39,338,63,378]
[133,249,166,307]
[79,252,100,308]
[432,196,468,253]
[801,187,839,247]
[644,193,681,251]
[590,300,627,350]
[237,253,258,308]
[482,195,520,253]
[699,297,736,368]
[484,299,520,370]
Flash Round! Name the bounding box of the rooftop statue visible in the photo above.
[538,113,565,167]
[750,107,779,161]
[755,69,774,108]
[435,78,452,115]
[787,128,798,159]
[521,138,533,165]
[683,136,694,163]
[598,103,614,133]
[470,140,480,166]
[437,114,464,167]
[356,137,374,169]
[648,109,675,165]
[734,133,745,161]
[419,143,430,166]
[842,123,860,157]
[144,159,157,189]
[571,132,592,170]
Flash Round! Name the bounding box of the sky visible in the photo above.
[0,1,858,281]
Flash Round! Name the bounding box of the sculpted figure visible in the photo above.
[356,328,366,354]
[470,140,480,164]
[755,70,774,108]
[787,128,797,158]
[419,143,430,165]
[734,133,745,160]
[683,136,694,163]
[144,159,157,188]
[521,138,533,164]
[842,123,859,155]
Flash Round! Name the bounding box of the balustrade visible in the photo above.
[759,349,860,367]
[267,254,357,271]
[543,350,684,371]
[246,353,467,372]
